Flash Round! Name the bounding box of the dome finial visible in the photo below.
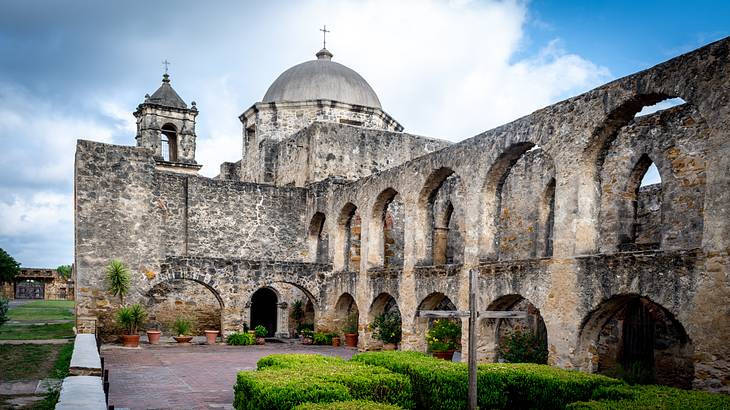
[316,25,333,60]
[162,59,171,82]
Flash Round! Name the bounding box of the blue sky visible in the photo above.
[0,0,727,268]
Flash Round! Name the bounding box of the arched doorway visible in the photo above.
[578,294,693,388]
[251,287,278,338]
[415,292,459,353]
[480,294,548,364]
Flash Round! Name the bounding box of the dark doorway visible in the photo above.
[16,280,44,299]
[251,288,278,337]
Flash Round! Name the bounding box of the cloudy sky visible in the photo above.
[0,0,727,268]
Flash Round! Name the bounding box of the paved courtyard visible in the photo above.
[102,342,357,410]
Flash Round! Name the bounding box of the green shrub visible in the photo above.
[0,296,8,326]
[255,325,268,337]
[353,351,623,410]
[313,331,336,345]
[227,332,255,346]
[603,362,656,385]
[343,313,358,334]
[172,317,193,336]
[426,319,460,352]
[106,259,130,304]
[370,311,401,344]
[297,323,314,333]
[234,354,414,410]
[498,329,548,364]
[567,384,730,409]
[293,400,403,410]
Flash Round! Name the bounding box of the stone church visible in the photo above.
[75,39,730,392]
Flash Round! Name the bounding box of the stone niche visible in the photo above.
[144,280,222,334]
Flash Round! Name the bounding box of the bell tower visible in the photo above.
[134,69,202,173]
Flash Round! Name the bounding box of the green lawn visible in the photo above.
[0,323,75,340]
[0,343,73,381]
[8,300,75,322]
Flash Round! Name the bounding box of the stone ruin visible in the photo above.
[74,39,730,392]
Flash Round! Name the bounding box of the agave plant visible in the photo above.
[106,260,131,305]
[117,303,147,335]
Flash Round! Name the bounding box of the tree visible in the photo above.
[0,248,21,284]
[56,265,72,280]
[106,260,131,305]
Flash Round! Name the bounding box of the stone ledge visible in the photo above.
[69,334,101,376]
[55,376,106,410]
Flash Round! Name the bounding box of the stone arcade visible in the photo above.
[75,40,730,392]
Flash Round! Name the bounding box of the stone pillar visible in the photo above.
[432,227,449,265]
[276,302,290,338]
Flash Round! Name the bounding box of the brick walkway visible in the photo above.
[102,342,357,410]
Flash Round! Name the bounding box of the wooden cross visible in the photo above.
[162,59,170,74]
[319,25,330,49]
[416,270,528,410]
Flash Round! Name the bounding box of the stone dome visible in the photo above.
[262,48,382,109]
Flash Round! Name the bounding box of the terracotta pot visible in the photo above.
[121,334,140,348]
[146,330,161,345]
[382,342,397,351]
[204,330,219,344]
[331,336,341,347]
[173,335,193,344]
[432,350,455,361]
[344,333,358,347]
[256,337,265,345]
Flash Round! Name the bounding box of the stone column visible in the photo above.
[276,302,290,338]
[432,227,449,265]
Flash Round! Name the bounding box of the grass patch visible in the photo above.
[0,344,65,381]
[49,342,74,379]
[8,300,75,321]
[0,323,75,340]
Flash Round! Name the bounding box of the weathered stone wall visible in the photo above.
[263,122,451,187]
[144,279,221,334]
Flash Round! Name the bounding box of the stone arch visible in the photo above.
[144,276,224,335]
[366,292,402,349]
[334,292,359,334]
[414,292,459,353]
[370,188,404,269]
[479,294,548,363]
[416,167,464,265]
[481,143,556,260]
[250,286,279,338]
[337,203,361,271]
[308,212,329,263]
[617,154,665,251]
[577,294,693,389]
[160,123,178,162]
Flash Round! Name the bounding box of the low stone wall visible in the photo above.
[56,334,106,409]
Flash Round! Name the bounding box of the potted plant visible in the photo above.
[117,303,147,348]
[300,328,314,345]
[254,325,268,345]
[370,311,402,350]
[332,333,341,347]
[426,319,461,361]
[146,326,162,345]
[343,313,359,347]
[172,317,193,343]
[204,329,219,344]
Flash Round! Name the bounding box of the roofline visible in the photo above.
[238,99,403,132]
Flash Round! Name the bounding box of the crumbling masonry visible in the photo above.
[75,40,730,392]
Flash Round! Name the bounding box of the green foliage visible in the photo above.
[313,331,339,345]
[173,317,193,336]
[50,343,74,379]
[297,323,314,333]
[604,362,656,385]
[370,311,401,344]
[117,303,147,334]
[0,248,21,283]
[227,331,255,346]
[234,354,414,410]
[56,265,72,279]
[343,313,358,334]
[106,260,131,304]
[255,325,268,337]
[290,300,305,323]
[426,319,460,352]
[498,329,548,364]
[567,384,730,409]
[352,351,623,410]
[0,296,8,326]
[293,400,403,410]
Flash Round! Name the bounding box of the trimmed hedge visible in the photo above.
[567,384,730,409]
[352,351,623,410]
[293,400,403,410]
[234,354,414,410]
